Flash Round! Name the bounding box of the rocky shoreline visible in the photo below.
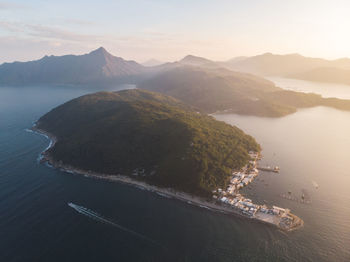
[31,125,303,232]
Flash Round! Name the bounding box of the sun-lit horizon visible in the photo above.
[1,0,350,63]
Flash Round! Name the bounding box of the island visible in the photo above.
[34,89,303,231]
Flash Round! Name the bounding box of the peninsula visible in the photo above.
[35,89,302,230]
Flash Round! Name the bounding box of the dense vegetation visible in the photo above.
[38,89,260,197]
[139,66,350,117]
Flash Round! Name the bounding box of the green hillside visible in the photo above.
[37,89,260,196]
[139,66,350,117]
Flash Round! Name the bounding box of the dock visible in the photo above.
[211,152,303,231]
[257,166,280,173]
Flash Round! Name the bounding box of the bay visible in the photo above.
[1,84,349,261]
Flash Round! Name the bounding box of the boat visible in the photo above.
[257,165,280,173]
[311,180,319,189]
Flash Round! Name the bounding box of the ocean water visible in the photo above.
[267,76,350,99]
[1,84,350,261]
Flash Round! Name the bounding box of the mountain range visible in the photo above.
[180,53,350,85]
[223,53,350,76]
[1,47,350,117]
[2,47,350,86]
[0,47,144,86]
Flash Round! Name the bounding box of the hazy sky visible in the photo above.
[0,0,349,63]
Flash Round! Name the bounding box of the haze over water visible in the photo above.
[268,76,350,100]
[0,80,350,261]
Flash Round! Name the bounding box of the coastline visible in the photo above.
[31,125,303,232]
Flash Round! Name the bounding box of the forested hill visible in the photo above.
[37,89,260,196]
[139,66,350,117]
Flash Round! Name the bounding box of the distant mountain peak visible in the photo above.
[0,47,144,86]
[288,53,302,57]
[261,52,274,56]
[181,55,208,62]
[259,52,302,58]
[180,55,214,66]
[88,47,113,59]
[182,55,197,59]
[92,46,108,53]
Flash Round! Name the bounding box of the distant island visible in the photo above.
[34,89,303,230]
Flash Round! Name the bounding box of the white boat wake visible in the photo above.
[24,128,34,133]
[68,202,158,245]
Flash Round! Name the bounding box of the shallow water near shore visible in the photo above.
[1,84,350,261]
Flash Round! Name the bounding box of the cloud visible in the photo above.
[0,36,91,63]
[0,2,27,10]
[64,19,96,26]
[0,20,179,49]
[0,19,231,62]
[0,21,25,32]
[27,24,101,42]
[0,21,101,42]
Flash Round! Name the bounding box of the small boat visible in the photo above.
[311,180,319,189]
[273,166,280,172]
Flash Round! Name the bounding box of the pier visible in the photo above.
[257,166,280,173]
[212,152,303,231]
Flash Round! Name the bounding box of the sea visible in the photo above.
[0,79,349,262]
